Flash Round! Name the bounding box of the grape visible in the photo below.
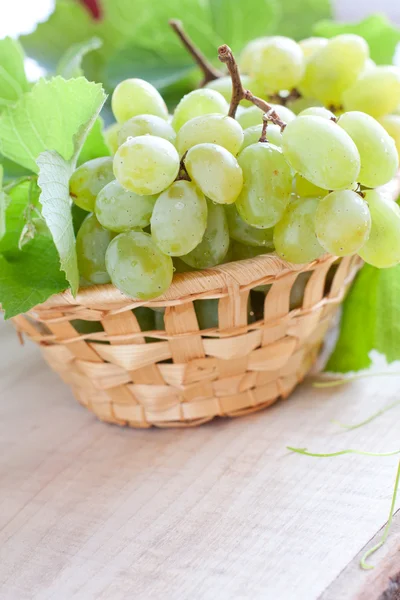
[194,299,219,330]
[237,105,295,130]
[176,114,244,157]
[294,174,325,197]
[342,67,400,118]
[298,106,335,120]
[95,180,157,232]
[76,214,114,284]
[117,114,176,146]
[173,257,193,273]
[241,124,282,150]
[338,111,399,188]
[272,105,296,123]
[151,180,207,256]
[225,204,274,248]
[113,136,179,195]
[358,190,400,268]
[181,199,229,268]
[299,37,327,58]
[236,142,292,228]
[205,75,264,107]
[111,78,168,123]
[104,123,120,154]
[230,241,270,261]
[287,97,324,114]
[281,116,360,190]
[249,37,305,93]
[315,190,371,256]
[105,231,173,300]
[274,196,325,263]
[300,34,368,106]
[239,38,269,73]
[184,143,243,205]
[70,157,114,212]
[171,89,228,131]
[379,115,400,155]
[361,58,376,75]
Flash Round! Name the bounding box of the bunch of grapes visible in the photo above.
[71,31,400,305]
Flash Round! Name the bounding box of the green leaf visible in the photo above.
[0,76,106,173]
[0,155,33,182]
[0,179,40,253]
[275,0,331,40]
[314,14,400,64]
[0,37,29,109]
[78,117,110,165]
[326,264,400,372]
[0,236,68,319]
[56,37,103,79]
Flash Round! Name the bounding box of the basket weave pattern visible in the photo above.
[12,252,361,428]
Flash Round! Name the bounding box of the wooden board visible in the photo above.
[1,318,400,600]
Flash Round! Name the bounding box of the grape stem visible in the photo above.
[217,44,287,130]
[169,19,223,85]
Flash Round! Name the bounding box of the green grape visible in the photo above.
[358,190,400,268]
[95,180,157,232]
[113,136,179,195]
[298,106,335,119]
[236,142,292,228]
[281,116,360,190]
[299,37,327,58]
[225,204,274,248]
[184,143,243,205]
[181,199,229,268]
[205,75,264,107]
[315,190,371,256]
[237,105,295,130]
[117,114,176,146]
[294,174,325,197]
[361,58,376,75]
[272,105,296,123]
[173,257,193,273]
[286,96,323,114]
[338,111,399,188]
[194,299,219,330]
[379,115,400,155]
[105,231,173,300]
[342,67,400,118]
[151,180,207,256]
[134,307,155,332]
[250,37,305,93]
[70,157,114,212]
[300,34,368,106]
[274,196,325,264]
[76,213,114,284]
[111,78,168,123]
[171,89,228,131]
[240,37,269,73]
[230,241,270,260]
[104,123,120,154]
[176,114,244,157]
[241,124,282,150]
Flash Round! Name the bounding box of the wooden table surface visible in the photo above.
[1,318,400,600]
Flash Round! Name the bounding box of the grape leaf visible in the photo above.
[0,179,40,253]
[326,264,400,372]
[0,76,106,173]
[56,37,103,79]
[0,37,29,110]
[276,0,331,40]
[314,14,400,65]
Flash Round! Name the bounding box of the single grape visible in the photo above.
[338,111,399,188]
[113,136,179,196]
[236,142,292,228]
[106,231,173,300]
[230,241,271,260]
[176,114,244,157]
[111,78,168,123]
[250,37,305,93]
[299,34,368,106]
[342,67,400,118]
[95,180,157,233]
[299,37,328,58]
[298,106,335,119]
[184,143,243,205]
[70,157,114,212]
[239,37,269,73]
[225,204,274,248]
[205,75,264,107]
[171,89,228,131]
[379,115,400,155]
[117,114,176,146]
[315,190,371,256]
[241,124,282,150]
[274,196,325,264]
[181,199,229,268]
[76,213,114,284]
[358,190,400,268]
[294,174,325,197]
[151,180,207,256]
[237,105,295,130]
[281,116,360,190]
[104,123,120,154]
[361,58,376,75]
[272,105,296,123]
